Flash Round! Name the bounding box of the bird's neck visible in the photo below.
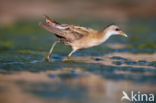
[98,29,112,43]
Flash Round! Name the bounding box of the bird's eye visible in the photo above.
[115,28,120,31]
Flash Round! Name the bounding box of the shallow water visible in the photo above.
[0,19,156,103]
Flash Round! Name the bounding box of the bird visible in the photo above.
[39,15,128,62]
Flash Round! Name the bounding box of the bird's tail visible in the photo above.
[39,15,62,34]
[44,15,60,25]
[39,22,62,35]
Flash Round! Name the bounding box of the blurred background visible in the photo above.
[0,0,156,103]
[0,0,156,25]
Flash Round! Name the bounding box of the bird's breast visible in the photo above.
[71,37,103,49]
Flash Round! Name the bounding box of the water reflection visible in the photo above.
[0,66,156,103]
[0,52,156,103]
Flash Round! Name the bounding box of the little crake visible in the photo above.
[39,16,128,62]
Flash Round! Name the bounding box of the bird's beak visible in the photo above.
[120,31,128,37]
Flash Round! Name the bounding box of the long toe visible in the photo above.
[44,56,51,62]
[67,56,71,59]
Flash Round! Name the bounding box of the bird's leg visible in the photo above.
[45,40,60,62]
[67,49,76,58]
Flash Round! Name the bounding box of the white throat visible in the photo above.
[102,31,113,42]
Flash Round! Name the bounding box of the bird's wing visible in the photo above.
[39,16,97,42]
[68,25,97,36]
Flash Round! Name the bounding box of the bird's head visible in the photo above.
[105,24,128,37]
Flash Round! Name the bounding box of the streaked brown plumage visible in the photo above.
[39,16,127,62]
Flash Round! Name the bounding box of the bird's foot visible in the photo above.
[44,56,51,62]
[67,56,71,59]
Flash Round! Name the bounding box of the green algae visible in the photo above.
[18,49,46,56]
[0,41,15,51]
